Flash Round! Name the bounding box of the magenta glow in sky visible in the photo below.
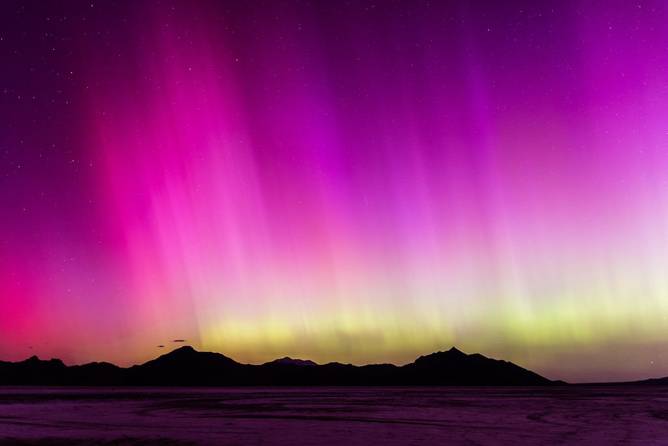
[2,1,668,382]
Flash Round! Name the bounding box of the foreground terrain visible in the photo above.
[1,386,668,445]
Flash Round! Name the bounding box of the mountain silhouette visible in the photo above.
[126,346,244,385]
[0,346,559,386]
[402,347,550,385]
[263,357,318,367]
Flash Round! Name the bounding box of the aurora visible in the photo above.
[2,0,668,383]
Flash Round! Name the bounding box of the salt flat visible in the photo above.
[0,386,667,445]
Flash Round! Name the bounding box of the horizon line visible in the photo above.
[4,344,666,385]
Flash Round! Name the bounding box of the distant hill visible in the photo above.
[263,357,318,367]
[631,377,668,385]
[0,346,559,386]
[402,347,551,385]
[586,376,668,386]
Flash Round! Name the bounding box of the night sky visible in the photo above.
[2,0,668,382]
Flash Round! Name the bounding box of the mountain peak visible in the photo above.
[143,345,239,367]
[150,345,202,362]
[447,347,465,355]
[413,347,467,364]
[22,355,65,367]
[171,345,196,354]
[265,357,318,366]
[141,345,199,365]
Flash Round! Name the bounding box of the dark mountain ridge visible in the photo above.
[263,357,318,367]
[0,346,559,386]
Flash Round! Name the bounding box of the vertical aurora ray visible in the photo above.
[3,1,668,381]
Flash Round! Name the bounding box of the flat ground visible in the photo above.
[0,386,667,445]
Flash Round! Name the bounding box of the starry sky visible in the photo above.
[2,0,668,383]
